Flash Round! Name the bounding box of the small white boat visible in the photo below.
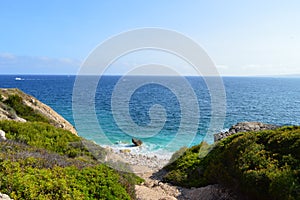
[15,77,22,81]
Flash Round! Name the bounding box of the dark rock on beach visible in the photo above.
[132,138,143,146]
[214,121,279,142]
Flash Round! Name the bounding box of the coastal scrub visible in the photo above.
[163,126,300,200]
[0,121,142,199]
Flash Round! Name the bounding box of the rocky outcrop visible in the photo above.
[0,88,77,135]
[132,138,143,146]
[214,122,279,142]
[0,193,12,200]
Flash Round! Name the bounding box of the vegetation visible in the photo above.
[4,94,49,123]
[0,120,91,158]
[0,120,143,199]
[0,160,132,200]
[164,126,300,200]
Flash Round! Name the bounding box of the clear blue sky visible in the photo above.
[1,0,300,75]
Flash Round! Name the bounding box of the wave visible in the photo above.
[101,141,173,160]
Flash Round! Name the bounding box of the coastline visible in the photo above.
[101,145,171,173]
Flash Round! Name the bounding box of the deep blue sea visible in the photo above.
[1,75,299,156]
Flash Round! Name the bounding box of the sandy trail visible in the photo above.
[104,147,236,200]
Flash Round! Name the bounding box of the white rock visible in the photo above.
[0,192,12,200]
[0,130,6,141]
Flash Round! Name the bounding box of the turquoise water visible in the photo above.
[1,75,299,155]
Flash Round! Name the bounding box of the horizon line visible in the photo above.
[1,73,300,78]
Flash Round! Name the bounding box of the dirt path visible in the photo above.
[132,165,237,200]
[133,166,181,200]
[104,148,237,200]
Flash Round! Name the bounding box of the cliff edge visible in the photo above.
[0,88,77,135]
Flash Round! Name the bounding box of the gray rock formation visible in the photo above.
[214,121,279,142]
[0,130,6,141]
[0,88,77,135]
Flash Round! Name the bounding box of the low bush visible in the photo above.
[4,95,49,123]
[163,126,300,200]
[0,120,143,199]
[0,160,132,200]
[0,120,91,158]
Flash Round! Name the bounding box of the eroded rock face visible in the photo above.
[0,88,77,135]
[214,122,279,142]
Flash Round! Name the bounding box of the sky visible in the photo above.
[1,0,300,76]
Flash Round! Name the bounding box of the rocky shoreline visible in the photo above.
[214,121,279,142]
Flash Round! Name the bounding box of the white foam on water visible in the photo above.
[219,128,229,133]
[101,141,173,160]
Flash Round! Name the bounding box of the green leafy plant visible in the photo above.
[0,120,90,158]
[163,126,300,200]
[0,160,132,200]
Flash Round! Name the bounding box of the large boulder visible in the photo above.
[132,138,143,146]
[214,122,279,142]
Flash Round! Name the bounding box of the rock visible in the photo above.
[214,122,279,142]
[182,184,237,200]
[0,130,6,141]
[119,149,131,154]
[15,116,27,123]
[132,138,143,146]
[0,193,12,200]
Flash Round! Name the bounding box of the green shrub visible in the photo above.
[163,142,210,187]
[0,160,132,200]
[0,120,91,158]
[164,126,300,200]
[0,120,143,199]
[4,95,49,123]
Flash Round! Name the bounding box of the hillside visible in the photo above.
[0,88,77,135]
[0,88,143,199]
[163,126,300,200]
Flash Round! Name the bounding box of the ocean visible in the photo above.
[1,75,299,156]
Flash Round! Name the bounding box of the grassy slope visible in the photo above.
[163,126,300,200]
[2,94,50,123]
[0,94,143,199]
